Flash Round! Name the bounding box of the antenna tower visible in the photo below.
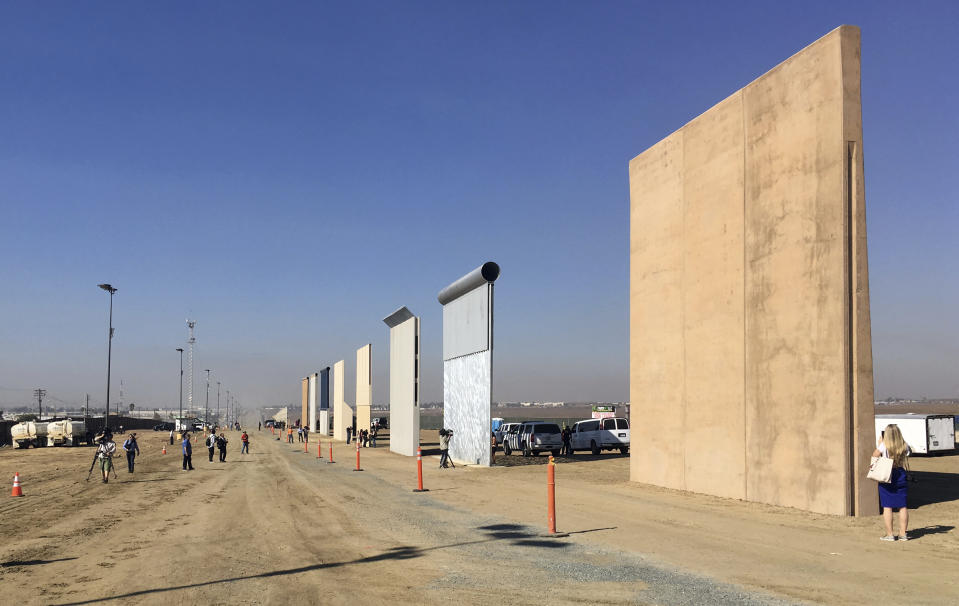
[187,319,196,415]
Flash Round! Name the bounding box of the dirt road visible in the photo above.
[1,427,957,605]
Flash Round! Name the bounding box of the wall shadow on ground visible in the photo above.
[907,471,959,508]
[54,524,569,605]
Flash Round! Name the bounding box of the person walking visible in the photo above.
[369,426,377,448]
[217,432,229,462]
[169,428,175,445]
[490,431,497,464]
[181,432,194,470]
[240,430,250,454]
[303,426,309,443]
[874,424,911,541]
[258,421,261,431]
[439,429,451,469]
[561,425,572,457]
[206,432,216,462]
[297,426,303,442]
[346,426,353,444]
[96,430,117,483]
[287,426,294,444]
[122,433,140,473]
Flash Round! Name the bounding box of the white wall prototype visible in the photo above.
[356,344,372,432]
[384,307,420,456]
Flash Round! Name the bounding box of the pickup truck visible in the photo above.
[570,417,630,455]
[504,421,563,457]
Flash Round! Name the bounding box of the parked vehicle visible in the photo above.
[153,422,174,431]
[494,422,520,446]
[504,421,563,457]
[571,417,630,455]
[10,421,50,448]
[875,414,955,454]
[372,417,389,430]
[46,420,93,446]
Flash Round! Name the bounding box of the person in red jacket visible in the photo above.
[240,430,250,454]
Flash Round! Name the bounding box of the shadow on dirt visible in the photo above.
[54,524,568,605]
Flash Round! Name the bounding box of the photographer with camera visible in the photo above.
[438,428,453,469]
[96,430,117,483]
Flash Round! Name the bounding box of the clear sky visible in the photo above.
[1,1,957,414]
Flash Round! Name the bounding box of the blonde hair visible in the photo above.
[882,424,910,468]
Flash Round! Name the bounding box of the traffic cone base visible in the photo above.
[11,472,23,497]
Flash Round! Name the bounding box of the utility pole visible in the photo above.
[98,283,117,428]
[34,388,46,419]
[216,381,221,426]
[205,369,211,427]
[186,320,196,416]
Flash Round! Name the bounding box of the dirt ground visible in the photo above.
[1,424,957,605]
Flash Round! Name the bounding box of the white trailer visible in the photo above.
[874,414,956,455]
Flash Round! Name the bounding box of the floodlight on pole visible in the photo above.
[98,283,117,428]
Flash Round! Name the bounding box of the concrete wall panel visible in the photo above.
[333,360,352,442]
[682,93,747,499]
[628,26,876,516]
[318,410,330,436]
[628,132,685,489]
[356,344,372,433]
[301,378,309,428]
[308,373,317,431]
[389,316,420,456]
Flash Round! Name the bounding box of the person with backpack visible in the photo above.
[439,429,451,469]
[240,430,250,454]
[217,432,229,462]
[121,433,140,473]
[206,433,217,462]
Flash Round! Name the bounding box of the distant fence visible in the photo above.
[0,420,15,446]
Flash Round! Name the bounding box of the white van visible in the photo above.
[570,417,630,455]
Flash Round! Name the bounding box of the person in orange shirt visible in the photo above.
[287,426,294,444]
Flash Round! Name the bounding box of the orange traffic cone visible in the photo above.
[162,445,167,455]
[11,472,23,497]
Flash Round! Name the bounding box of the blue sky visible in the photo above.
[1,1,957,413]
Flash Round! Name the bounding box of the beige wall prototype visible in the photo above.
[356,344,372,433]
[387,312,420,456]
[628,26,875,516]
[332,360,353,442]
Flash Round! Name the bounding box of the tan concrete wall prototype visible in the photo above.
[356,344,372,432]
[389,316,420,457]
[628,26,875,516]
[332,360,352,442]
[301,378,309,428]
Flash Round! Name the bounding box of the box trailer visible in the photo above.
[874,414,956,454]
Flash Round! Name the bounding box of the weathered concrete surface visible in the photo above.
[629,26,875,516]
[356,344,372,433]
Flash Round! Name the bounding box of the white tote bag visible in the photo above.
[867,456,893,483]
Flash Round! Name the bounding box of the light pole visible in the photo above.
[226,390,231,426]
[176,348,184,429]
[216,381,221,426]
[205,369,211,427]
[98,283,117,428]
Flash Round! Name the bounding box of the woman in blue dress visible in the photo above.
[873,424,910,541]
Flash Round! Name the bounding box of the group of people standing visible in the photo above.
[345,425,378,447]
